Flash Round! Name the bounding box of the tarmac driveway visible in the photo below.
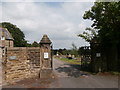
[2,58,119,89]
[50,58,119,88]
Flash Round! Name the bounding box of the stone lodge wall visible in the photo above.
[0,40,13,48]
[4,47,41,82]
[0,48,2,62]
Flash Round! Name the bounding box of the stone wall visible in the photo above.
[0,33,53,83]
[0,40,13,48]
[0,48,2,62]
[4,47,41,82]
[40,44,52,69]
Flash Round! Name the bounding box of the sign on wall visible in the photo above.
[44,52,49,59]
[96,53,101,57]
[9,56,17,60]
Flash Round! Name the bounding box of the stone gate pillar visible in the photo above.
[39,34,53,78]
[40,34,52,70]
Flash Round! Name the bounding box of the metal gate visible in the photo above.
[79,46,91,71]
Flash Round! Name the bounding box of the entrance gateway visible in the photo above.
[0,27,53,83]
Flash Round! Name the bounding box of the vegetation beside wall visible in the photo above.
[55,56,81,65]
[78,2,120,72]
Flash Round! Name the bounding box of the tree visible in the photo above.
[1,22,27,47]
[32,41,40,47]
[78,27,98,42]
[71,43,77,50]
[79,2,120,72]
[70,43,78,57]
[83,2,120,45]
[26,43,32,47]
[61,48,68,55]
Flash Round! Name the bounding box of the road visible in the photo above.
[2,58,119,88]
[0,65,2,89]
[49,58,119,88]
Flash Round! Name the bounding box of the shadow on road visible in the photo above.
[55,64,89,78]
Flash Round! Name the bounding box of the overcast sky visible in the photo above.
[1,1,94,49]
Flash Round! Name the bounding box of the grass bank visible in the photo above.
[56,57,81,65]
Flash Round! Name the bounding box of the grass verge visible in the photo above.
[56,57,81,65]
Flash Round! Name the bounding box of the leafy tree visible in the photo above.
[32,41,40,47]
[1,22,27,47]
[70,43,78,57]
[61,48,68,55]
[83,2,120,45]
[58,48,63,55]
[78,2,120,72]
[78,27,98,42]
[78,46,91,55]
[71,43,77,50]
[26,42,32,47]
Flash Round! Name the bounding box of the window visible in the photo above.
[1,36,5,40]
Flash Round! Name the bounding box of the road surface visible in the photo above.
[49,58,119,88]
[2,58,119,88]
[0,65,2,89]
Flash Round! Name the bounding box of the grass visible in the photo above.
[109,71,120,75]
[56,57,81,65]
[55,57,120,75]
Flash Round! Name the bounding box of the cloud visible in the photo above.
[1,2,94,49]
[1,0,96,2]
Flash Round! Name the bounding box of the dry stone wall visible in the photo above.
[4,47,41,82]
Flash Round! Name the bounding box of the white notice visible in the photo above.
[44,52,48,59]
[96,53,101,57]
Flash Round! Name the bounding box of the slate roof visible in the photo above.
[40,34,51,44]
[0,27,14,40]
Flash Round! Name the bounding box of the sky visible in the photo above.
[0,0,94,49]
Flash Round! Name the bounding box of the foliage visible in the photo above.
[31,41,40,47]
[1,22,28,47]
[71,43,77,50]
[78,28,98,42]
[79,2,120,72]
[83,2,120,44]
[70,43,78,56]
[57,57,81,65]
[26,43,32,47]
[78,46,91,55]
[53,44,78,57]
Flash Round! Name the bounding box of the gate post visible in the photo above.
[39,34,53,78]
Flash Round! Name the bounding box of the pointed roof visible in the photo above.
[40,34,51,44]
[0,27,14,40]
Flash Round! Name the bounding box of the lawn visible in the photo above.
[56,57,81,65]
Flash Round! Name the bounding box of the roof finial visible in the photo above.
[40,34,51,44]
